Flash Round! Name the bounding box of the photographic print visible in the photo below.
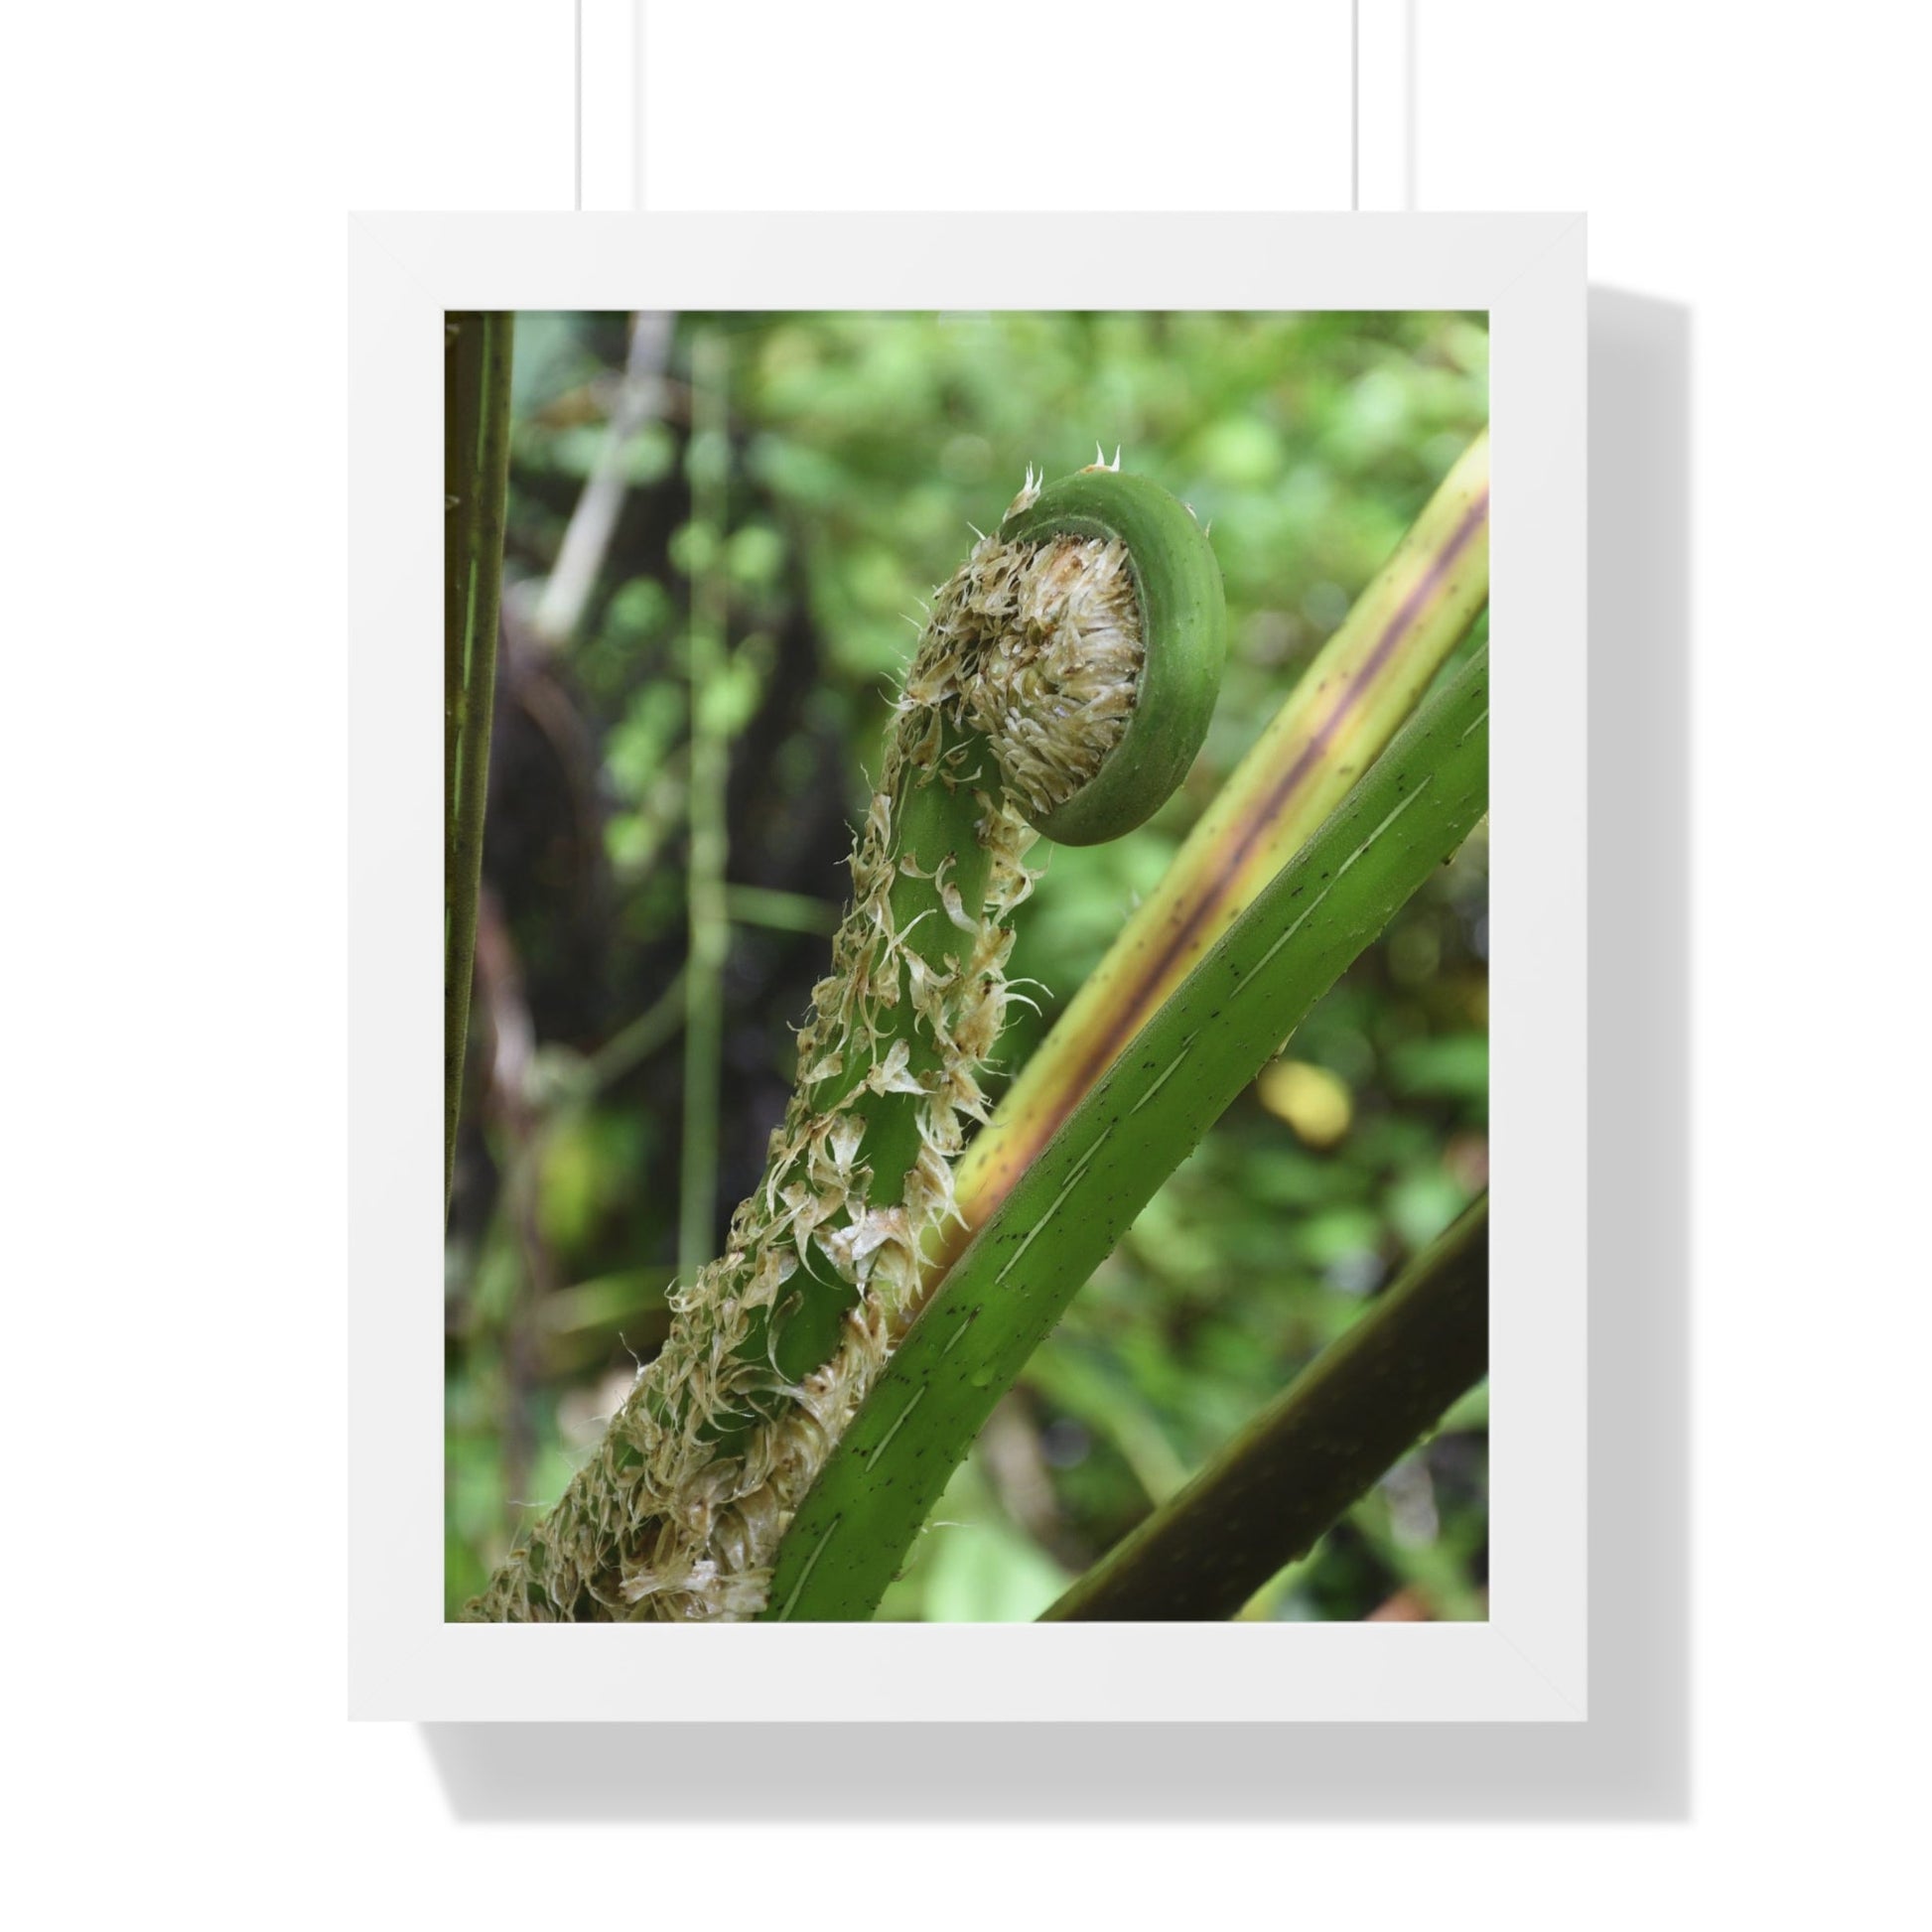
[445,306,1491,1626]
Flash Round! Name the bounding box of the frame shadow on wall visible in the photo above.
[422,287,1692,1822]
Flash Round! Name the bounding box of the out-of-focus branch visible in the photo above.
[529,311,673,650]
[473,888,551,1509]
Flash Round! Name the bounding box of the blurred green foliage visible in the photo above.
[446,310,1489,1621]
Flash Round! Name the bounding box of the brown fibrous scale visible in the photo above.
[466,473,1145,1622]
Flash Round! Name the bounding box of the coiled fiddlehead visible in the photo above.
[465,461,1225,1621]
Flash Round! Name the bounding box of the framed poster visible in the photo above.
[349,211,1584,1721]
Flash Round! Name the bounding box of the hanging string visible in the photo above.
[1351,1,1361,211]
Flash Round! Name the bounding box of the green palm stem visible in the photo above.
[444,311,514,1216]
[1041,1193,1488,1621]
[762,640,1489,1620]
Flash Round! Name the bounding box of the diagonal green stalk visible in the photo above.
[445,311,515,1216]
[930,430,1488,1291]
[1041,1193,1488,1621]
[761,641,1490,1620]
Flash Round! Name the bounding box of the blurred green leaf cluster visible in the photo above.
[446,309,1488,1621]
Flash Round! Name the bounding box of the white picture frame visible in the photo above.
[349,210,1586,1723]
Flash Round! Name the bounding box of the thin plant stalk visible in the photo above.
[1041,1193,1488,1621]
[679,329,731,1285]
[445,310,515,1216]
[935,430,1489,1285]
